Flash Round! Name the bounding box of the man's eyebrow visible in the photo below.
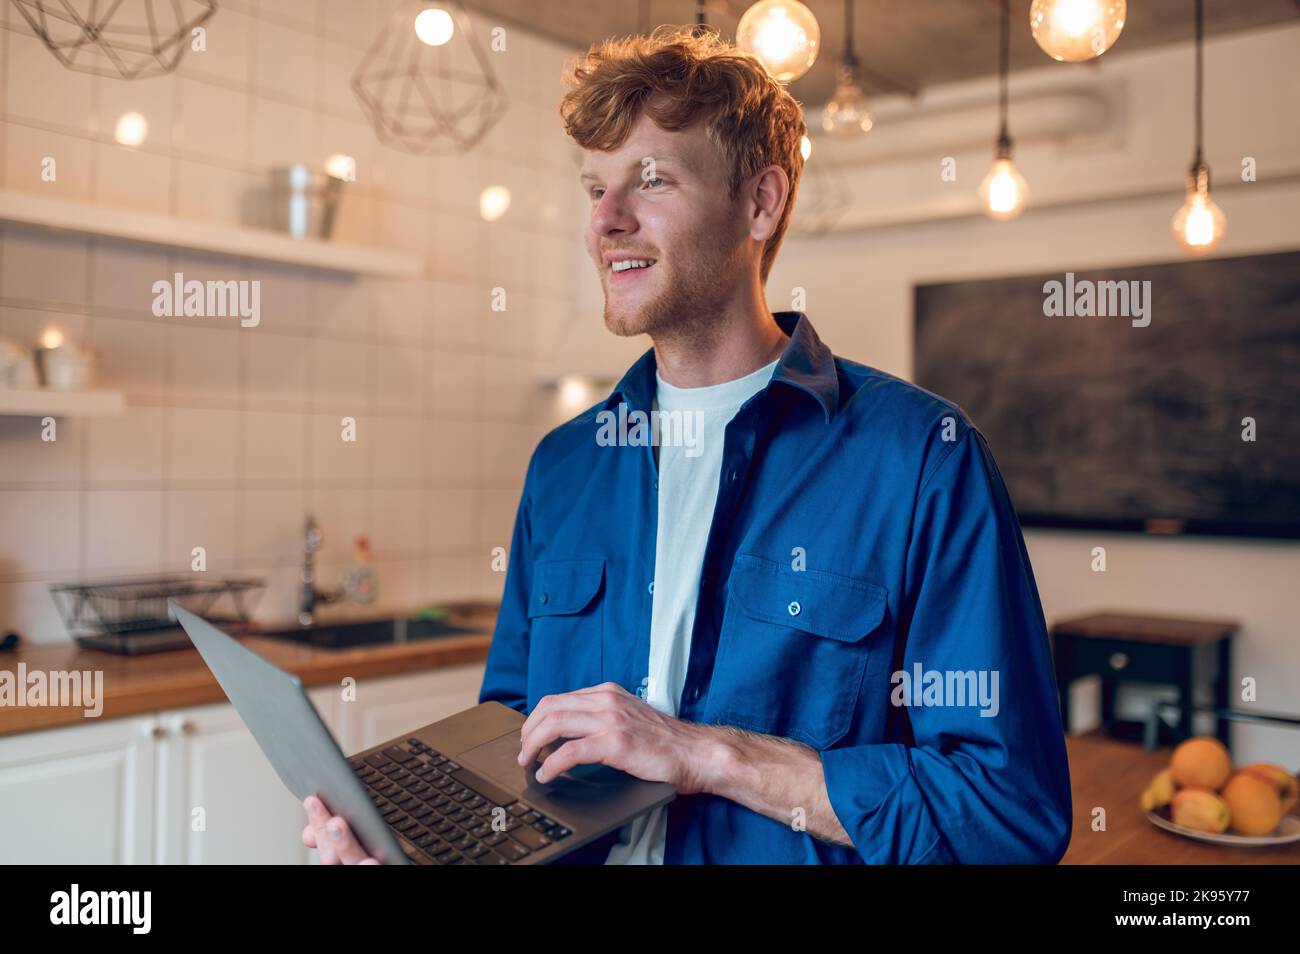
[578,155,691,183]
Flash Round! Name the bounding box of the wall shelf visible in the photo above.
[0,387,125,417]
[0,189,422,279]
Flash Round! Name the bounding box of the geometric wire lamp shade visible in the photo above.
[352,0,508,155]
[9,0,217,79]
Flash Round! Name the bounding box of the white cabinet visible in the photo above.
[0,664,485,864]
[0,714,155,864]
[326,665,485,756]
[151,687,338,865]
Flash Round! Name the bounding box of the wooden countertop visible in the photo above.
[0,609,496,738]
[1062,731,1300,864]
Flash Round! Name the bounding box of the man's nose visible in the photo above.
[590,190,637,237]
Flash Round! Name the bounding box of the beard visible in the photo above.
[600,235,745,348]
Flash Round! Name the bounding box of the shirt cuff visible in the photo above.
[821,742,955,864]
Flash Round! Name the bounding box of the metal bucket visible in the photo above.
[269,163,346,240]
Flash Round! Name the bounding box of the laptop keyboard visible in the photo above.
[350,737,572,865]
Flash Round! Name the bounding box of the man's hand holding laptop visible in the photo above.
[302,682,721,864]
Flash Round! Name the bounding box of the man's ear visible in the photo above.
[748,165,790,243]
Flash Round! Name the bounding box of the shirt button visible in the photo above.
[787,600,802,617]
[539,592,549,604]
[647,581,655,594]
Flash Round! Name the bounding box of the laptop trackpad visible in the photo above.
[458,732,640,804]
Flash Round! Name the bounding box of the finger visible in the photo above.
[522,683,623,733]
[359,857,381,865]
[537,736,604,784]
[324,816,370,865]
[303,796,329,851]
[520,691,574,736]
[520,691,607,746]
[517,710,606,767]
[304,795,331,828]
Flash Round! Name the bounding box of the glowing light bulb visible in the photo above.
[800,135,812,161]
[114,112,147,147]
[557,375,596,414]
[479,185,511,222]
[1029,0,1126,62]
[41,328,65,350]
[980,157,1029,220]
[1172,165,1225,254]
[737,0,821,83]
[821,66,873,139]
[325,154,356,181]
[413,7,454,46]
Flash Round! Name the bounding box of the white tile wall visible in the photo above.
[0,4,584,642]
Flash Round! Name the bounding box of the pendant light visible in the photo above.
[11,0,216,79]
[821,0,873,139]
[980,0,1029,221]
[1029,0,1126,62]
[352,0,507,155]
[1172,0,1226,255]
[737,0,821,83]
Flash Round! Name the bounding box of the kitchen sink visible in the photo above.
[261,616,478,649]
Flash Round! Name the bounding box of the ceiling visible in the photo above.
[459,0,1299,108]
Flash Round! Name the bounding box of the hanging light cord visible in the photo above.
[845,0,856,63]
[997,0,1010,152]
[1193,0,1204,169]
[697,0,706,28]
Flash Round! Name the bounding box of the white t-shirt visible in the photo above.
[604,357,779,865]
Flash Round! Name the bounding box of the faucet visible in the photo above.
[299,515,333,626]
[299,515,377,626]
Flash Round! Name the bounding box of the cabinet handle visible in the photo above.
[1109,652,1129,671]
[180,720,197,736]
[151,724,167,739]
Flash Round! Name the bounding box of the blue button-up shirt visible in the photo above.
[480,311,1072,864]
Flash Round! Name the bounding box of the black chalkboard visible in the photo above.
[914,250,1300,538]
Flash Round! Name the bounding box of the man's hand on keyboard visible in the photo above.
[302,795,380,864]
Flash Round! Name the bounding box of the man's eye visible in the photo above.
[642,176,665,188]
[590,187,605,200]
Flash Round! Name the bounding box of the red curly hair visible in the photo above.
[559,26,806,283]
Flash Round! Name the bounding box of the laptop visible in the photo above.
[171,605,677,865]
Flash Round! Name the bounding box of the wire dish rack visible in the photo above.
[50,576,265,654]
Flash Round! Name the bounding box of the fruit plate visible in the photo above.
[1146,809,1300,846]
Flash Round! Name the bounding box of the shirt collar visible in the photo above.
[605,311,839,423]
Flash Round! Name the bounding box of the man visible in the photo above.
[304,27,1071,865]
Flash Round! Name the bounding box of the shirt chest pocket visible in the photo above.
[706,553,889,750]
[525,558,605,704]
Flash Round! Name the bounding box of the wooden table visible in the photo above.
[1062,731,1300,864]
